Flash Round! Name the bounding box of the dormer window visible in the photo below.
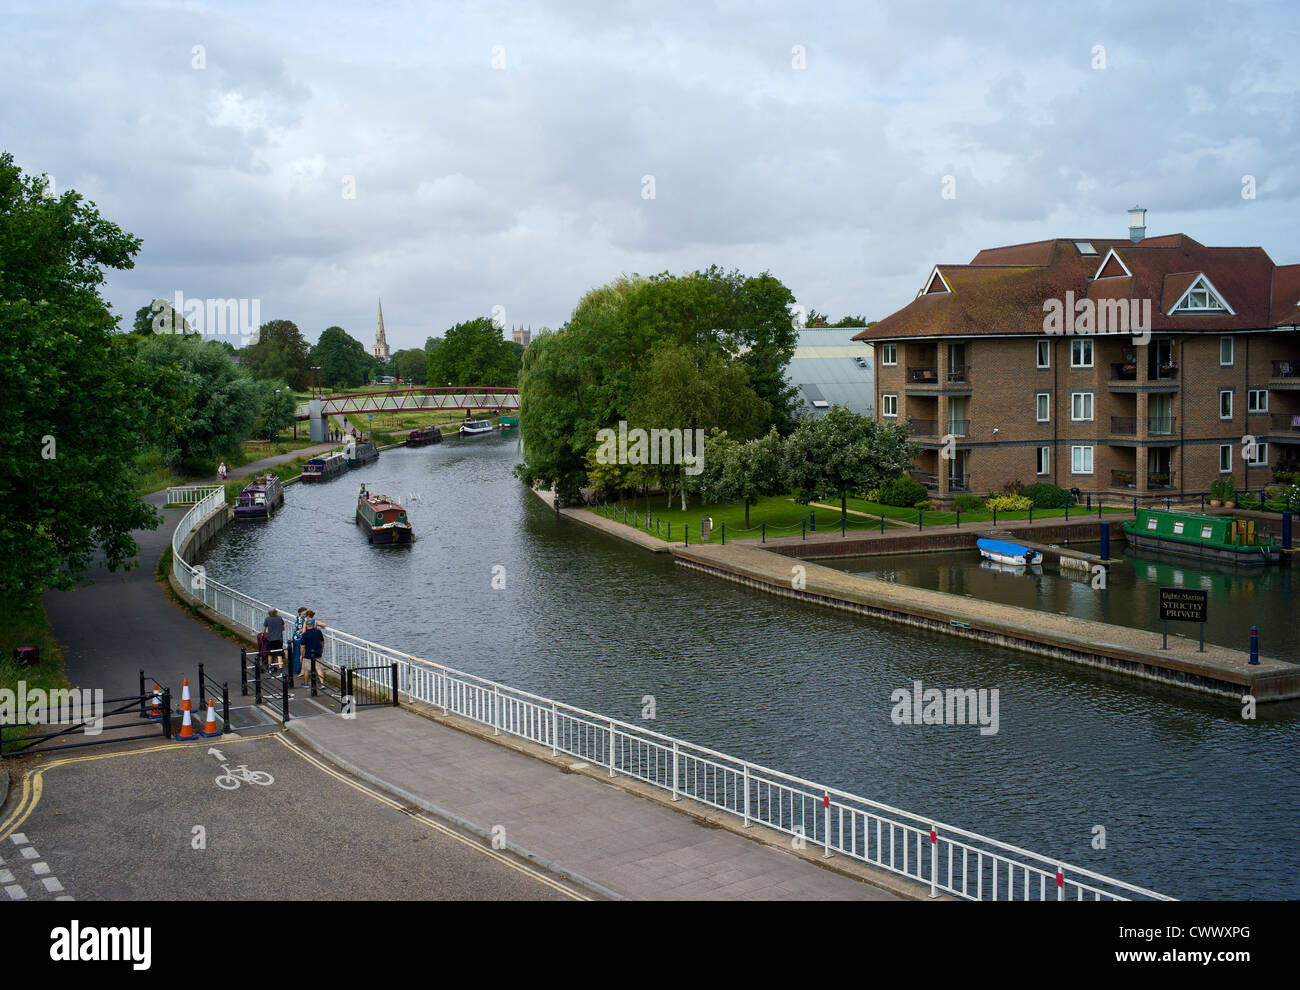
[1171,275,1232,314]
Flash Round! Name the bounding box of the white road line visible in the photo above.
[20,847,38,860]
[32,862,51,876]
[0,869,12,883]
[4,883,26,899]
[10,833,28,844]
[42,877,64,893]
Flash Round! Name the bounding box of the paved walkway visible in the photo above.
[289,707,898,900]
[35,450,904,901]
[43,443,337,696]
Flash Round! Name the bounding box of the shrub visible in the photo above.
[1000,479,1024,495]
[879,477,928,507]
[985,493,1033,512]
[1017,482,1074,508]
[913,499,933,511]
[864,488,882,503]
[952,493,985,512]
[1209,479,1236,502]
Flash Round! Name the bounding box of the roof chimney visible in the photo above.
[1128,206,1147,244]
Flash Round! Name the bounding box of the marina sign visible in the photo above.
[1159,588,1208,623]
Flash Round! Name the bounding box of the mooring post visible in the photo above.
[1282,511,1292,552]
[1086,494,1091,511]
[992,506,997,526]
[918,508,923,531]
[1029,506,1034,523]
[841,513,846,537]
[684,524,689,547]
[1099,522,1110,562]
[810,511,816,533]
[762,521,766,543]
[802,519,806,540]
[880,513,884,534]
[721,523,726,545]
[1249,626,1259,665]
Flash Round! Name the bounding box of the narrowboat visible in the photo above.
[406,425,443,447]
[459,419,494,437]
[301,451,348,483]
[497,415,519,430]
[355,489,414,545]
[343,435,379,468]
[976,538,1042,566]
[234,474,284,519]
[1122,508,1280,565]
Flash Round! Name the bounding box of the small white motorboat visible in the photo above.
[459,419,494,436]
[976,538,1041,566]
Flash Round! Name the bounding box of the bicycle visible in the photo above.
[214,763,275,790]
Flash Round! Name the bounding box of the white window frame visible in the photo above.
[1036,340,1050,369]
[1220,337,1233,366]
[1219,389,1233,420]
[880,344,897,366]
[1036,446,1050,476]
[882,393,898,418]
[1247,442,1269,467]
[1247,389,1267,413]
[1070,339,1093,368]
[1036,392,1050,422]
[1071,446,1094,475]
[1070,391,1094,422]
[1219,444,1232,473]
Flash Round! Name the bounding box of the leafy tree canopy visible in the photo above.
[309,326,370,388]
[426,317,521,388]
[132,297,194,335]
[241,319,310,388]
[782,405,918,516]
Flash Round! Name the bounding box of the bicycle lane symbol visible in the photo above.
[208,746,275,790]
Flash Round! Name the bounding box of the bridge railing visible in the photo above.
[171,489,1173,902]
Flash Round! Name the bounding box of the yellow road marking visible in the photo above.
[0,731,588,901]
[271,734,589,901]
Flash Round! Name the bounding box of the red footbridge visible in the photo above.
[295,386,519,420]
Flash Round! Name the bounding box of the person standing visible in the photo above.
[290,606,308,680]
[262,609,286,672]
[218,461,227,481]
[300,618,325,689]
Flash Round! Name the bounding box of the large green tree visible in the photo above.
[135,334,262,466]
[782,405,918,517]
[241,319,310,388]
[391,347,427,382]
[132,297,193,335]
[426,317,521,387]
[699,428,786,527]
[250,378,296,440]
[309,326,370,388]
[0,152,183,605]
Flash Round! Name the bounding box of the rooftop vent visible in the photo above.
[1128,206,1147,244]
[1073,241,1097,255]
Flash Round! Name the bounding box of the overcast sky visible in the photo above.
[4,0,1298,352]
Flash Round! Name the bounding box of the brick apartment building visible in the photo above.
[853,210,1300,504]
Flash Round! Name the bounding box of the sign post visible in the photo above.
[1158,588,1208,652]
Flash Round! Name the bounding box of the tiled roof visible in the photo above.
[854,234,1298,341]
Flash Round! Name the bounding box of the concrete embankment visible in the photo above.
[534,490,1299,702]
[671,542,1300,702]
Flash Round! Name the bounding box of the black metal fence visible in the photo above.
[0,683,174,758]
[346,663,400,709]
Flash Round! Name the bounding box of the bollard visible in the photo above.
[1100,522,1110,562]
[956,508,960,529]
[918,508,923,531]
[1283,511,1292,552]
[1086,494,1091,511]
[810,511,816,533]
[310,656,318,697]
[1133,496,1138,514]
[992,506,997,525]
[138,669,146,719]
[222,683,230,729]
[721,523,726,545]
[1249,626,1259,665]
[1029,505,1034,523]
[161,689,173,739]
[1201,494,1206,513]
[1064,503,1069,521]
[880,512,885,534]
[254,658,262,705]
[240,647,248,697]
[802,518,806,540]
[762,521,766,543]
[1098,495,1103,518]
[685,524,689,547]
[841,513,846,537]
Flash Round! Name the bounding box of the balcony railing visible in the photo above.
[1110,362,1137,382]
[1272,360,1300,379]
[947,365,970,384]
[907,417,938,436]
[1271,412,1300,432]
[1151,364,1179,381]
[948,475,972,493]
[1147,472,1176,490]
[1148,416,1175,435]
[946,419,970,437]
[907,366,939,384]
[1111,416,1137,435]
[1111,469,1136,488]
[1110,469,1175,489]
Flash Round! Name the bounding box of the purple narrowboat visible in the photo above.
[234,474,285,519]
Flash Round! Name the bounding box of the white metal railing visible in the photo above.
[172,490,1174,902]
[166,485,223,506]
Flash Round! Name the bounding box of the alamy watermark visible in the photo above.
[0,681,105,735]
[1042,291,1151,345]
[890,679,999,735]
[594,421,705,475]
[152,291,262,346]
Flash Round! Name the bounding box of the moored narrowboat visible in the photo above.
[234,474,285,519]
[497,415,519,430]
[344,435,379,467]
[459,419,493,437]
[301,451,348,482]
[1122,508,1280,565]
[406,425,443,447]
[355,488,414,544]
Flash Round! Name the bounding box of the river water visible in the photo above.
[198,435,1300,899]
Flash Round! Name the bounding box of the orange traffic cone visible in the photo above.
[146,683,163,720]
[179,676,193,713]
[199,698,221,738]
[175,705,197,741]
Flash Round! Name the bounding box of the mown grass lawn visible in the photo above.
[0,600,68,705]
[842,496,1131,528]
[588,493,909,543]
[130,428,330,497]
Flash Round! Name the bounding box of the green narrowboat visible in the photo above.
[355,490,414,545]
[1122,508,1280,565]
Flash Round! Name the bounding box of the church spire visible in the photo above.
[372,299,390,361]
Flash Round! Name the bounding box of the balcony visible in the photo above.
[1110,469,1176,490]
[948,475,972,493]
[1111,416,1137,435]
[1148,472,1176,490]
[1270,412,1300,433]
[1151,364,1179,382]
[1110,362,1137,382]
[1272,360,1300,379]
[907,417,938,437]
[908,366,939,384]
[1148,416,1176,435]
[1111,469,1136,488]
[947,365,970,384]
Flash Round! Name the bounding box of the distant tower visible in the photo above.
[372,299,391,361]
[512,324,531,349]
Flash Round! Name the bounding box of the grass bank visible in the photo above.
[0,600,69,701]
[131,428,330,497]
